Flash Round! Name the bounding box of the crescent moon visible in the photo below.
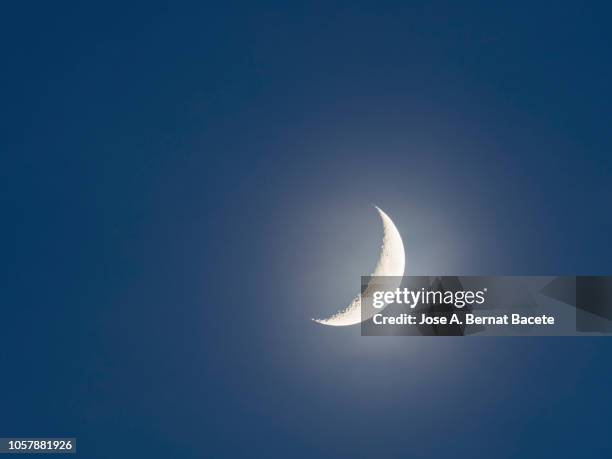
[314,206,405,326]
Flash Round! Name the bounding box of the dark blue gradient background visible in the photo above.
[2,2,612,458]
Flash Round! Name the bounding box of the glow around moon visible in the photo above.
[314,206,406,326]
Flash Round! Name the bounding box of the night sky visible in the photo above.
[2,2,612,458]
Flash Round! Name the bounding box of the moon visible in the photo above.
[314,206,405,326]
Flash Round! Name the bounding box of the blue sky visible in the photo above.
[2,2,612,457]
